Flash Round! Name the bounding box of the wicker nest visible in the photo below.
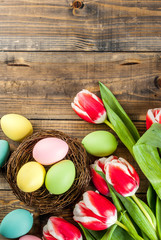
[7,130,90,215]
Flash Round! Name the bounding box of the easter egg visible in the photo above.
[82,131,118,157]
[1,114,33,141]
[17,161,46,192]
[0,209,33,239]
[45,160,76,194]
[19,235,41,240]
[0,140,10,167]
[33,137,69,165]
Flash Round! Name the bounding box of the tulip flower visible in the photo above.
[73,190,117,231]
[104,156,139,197]
[71,89,107,124]
[104,156,157,232]
[43,217,82,240]
[90,158,109,196]
[146,108,161,129]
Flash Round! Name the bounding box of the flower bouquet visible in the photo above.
[64,82,161,240]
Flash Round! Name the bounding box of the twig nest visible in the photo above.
[7,130,90,215]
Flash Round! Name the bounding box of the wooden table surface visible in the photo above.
[1,0,161,239]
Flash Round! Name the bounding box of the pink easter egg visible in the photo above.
[33,137,69,165]
[19,235,41,240]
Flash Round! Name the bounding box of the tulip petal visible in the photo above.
[104,156,140,185]
[83,191,117,225]
[96,157,107,173]
[47,217,82,240]
[90,168,109,196]
[74,89,107,124]
[73,201,110,230]
[105,158,139,197]
[91,156,117,174]
[119,158,140,185]
[71,102,94,123]
[43,225,57,240]
[146,108,161,129]
[73,191,117,231]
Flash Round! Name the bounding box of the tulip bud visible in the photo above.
[90,158,109,196]
[43,226,56,240]
[71,89,107,124]
[105,156,139,197]
[73,190,117,231]
[146,108,161,129]
[43,217,82,240]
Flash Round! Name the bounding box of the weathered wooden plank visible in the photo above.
[0,190,36,219]
[0,52,161,120]
[1,0,161,51]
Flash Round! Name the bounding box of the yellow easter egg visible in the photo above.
[1,114,33,141]
[17,162,46,192]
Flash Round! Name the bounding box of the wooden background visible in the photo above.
[0,0,161,239]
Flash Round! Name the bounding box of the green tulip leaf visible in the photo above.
[108,185,143,240]
[102,102,136,157]
[133,144,161,199]
[147,185,156,214]
[101,223,135,240]
[110,226,135,240]
[141,231,151,240]
[100,225,117,240]
[78,224,97,240]
[88,229,106,239]
[137,197,156,229]
[116,194,158,240]
[107,184,124,212]
[136,123,161,149]
[99,82,140,141]
[156,196,161,239]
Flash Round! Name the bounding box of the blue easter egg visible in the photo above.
[0,140,10,167]
[0,209,33,239]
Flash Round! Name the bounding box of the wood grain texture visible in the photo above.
[0,52,161,120]
[0,0,160,238]
[1,0,161,51]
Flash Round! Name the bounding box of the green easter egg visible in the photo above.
[0,140,10,167]
[45,160,76,194]
[82,131,118,157]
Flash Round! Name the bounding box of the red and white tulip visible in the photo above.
[146,108,161,129]
[71,89,107,124]
[90,158,109,196]
[43,217,82,240]
[73,190,117,231]
[105,156,140,197]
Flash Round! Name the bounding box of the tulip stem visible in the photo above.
[116,220,129,232]
[104,119,115,131]
[132,194,156,230]
[116,220,144,240]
